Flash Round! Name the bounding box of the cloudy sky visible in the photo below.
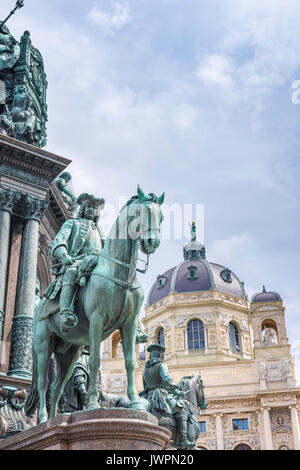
[1,0,300,380]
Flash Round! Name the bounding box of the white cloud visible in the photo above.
[196,0,300,112]
[87,1,131,34]
[196,54,235,102]
[210,233,254,266]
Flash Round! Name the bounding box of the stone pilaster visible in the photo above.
[289,405,300,450]
[214,413,224,450]
[262,407,273,450]
[0,187,22,341]
[8,195,48,378]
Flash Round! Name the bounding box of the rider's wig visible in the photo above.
[77,193,105,224]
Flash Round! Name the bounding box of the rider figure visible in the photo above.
[44,193,106,334]
[140,344,194,449]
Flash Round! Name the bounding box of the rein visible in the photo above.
[91,227,151,289]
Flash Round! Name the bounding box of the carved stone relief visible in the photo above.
[175,331,185,351]
[270,408,291,432]
[175,312,212,327]
[106,374,127,394]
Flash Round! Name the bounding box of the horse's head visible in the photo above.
[195,372,208,411]
[128,185,164,255]
[178,373,208,411]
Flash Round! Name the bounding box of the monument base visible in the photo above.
[0,408,171,450]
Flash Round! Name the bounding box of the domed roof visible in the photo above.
[147,224,246,307]
[251,286,281,303]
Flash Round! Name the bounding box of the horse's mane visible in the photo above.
[119,193,160,214]
[178,375,195,390]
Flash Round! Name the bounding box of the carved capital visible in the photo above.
[262,407,271,412]
[0,187,22,214]
[289,405,298,410]
[23,195,48,222]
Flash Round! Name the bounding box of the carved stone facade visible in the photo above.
[0,134,72,438]
[102,237,300,450]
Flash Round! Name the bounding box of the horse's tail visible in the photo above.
[24,350,39,418]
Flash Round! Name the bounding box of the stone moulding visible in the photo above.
[0,408,171,451]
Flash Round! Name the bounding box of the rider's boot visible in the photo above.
[174,414,194,450]
[60,278,78,335]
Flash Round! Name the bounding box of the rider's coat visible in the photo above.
[44,218,106,300]
[142,360,189,416]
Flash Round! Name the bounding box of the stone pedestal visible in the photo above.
[0,408,171,450]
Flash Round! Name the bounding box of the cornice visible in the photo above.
[144,291,249,322]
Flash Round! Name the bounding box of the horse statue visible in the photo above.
[112,372,208,450]
[24,186,165,423]
[144,373,208,449]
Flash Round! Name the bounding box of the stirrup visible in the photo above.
[60,311,78,334]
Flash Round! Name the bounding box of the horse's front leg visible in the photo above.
[87,311,104,410]
[121,289,146,410]
[121,319,138,402]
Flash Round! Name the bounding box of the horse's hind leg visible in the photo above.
[87,312,105,410]
[35,336,53,423]
[49,344,83,418]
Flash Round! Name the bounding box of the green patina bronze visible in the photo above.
[139,344,208,450]
[24,186,165,424]
[54,173,78,216]
[0,2,47,147]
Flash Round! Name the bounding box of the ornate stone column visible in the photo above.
[289,405,300,450]
[0,187,21,341]
[214,413,224,450]
[262,407,273,450]
[8,195,48,378]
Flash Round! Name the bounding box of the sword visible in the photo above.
[0,0,25,30]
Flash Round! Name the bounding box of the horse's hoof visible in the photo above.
[39,415,48,424]
[129,396,148,412]
[87,402,101,411]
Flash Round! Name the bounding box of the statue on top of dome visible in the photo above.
[190,222,196,241]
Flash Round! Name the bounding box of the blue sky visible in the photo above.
[1,0,300,380]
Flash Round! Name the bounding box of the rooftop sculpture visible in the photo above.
[0,0,48,147]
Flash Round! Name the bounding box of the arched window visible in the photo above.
[229,322,240,352]
[234,444,252,450]
[157,328,165,347]
[187,320,205,350]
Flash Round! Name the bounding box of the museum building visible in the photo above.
[102,232,300,450]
